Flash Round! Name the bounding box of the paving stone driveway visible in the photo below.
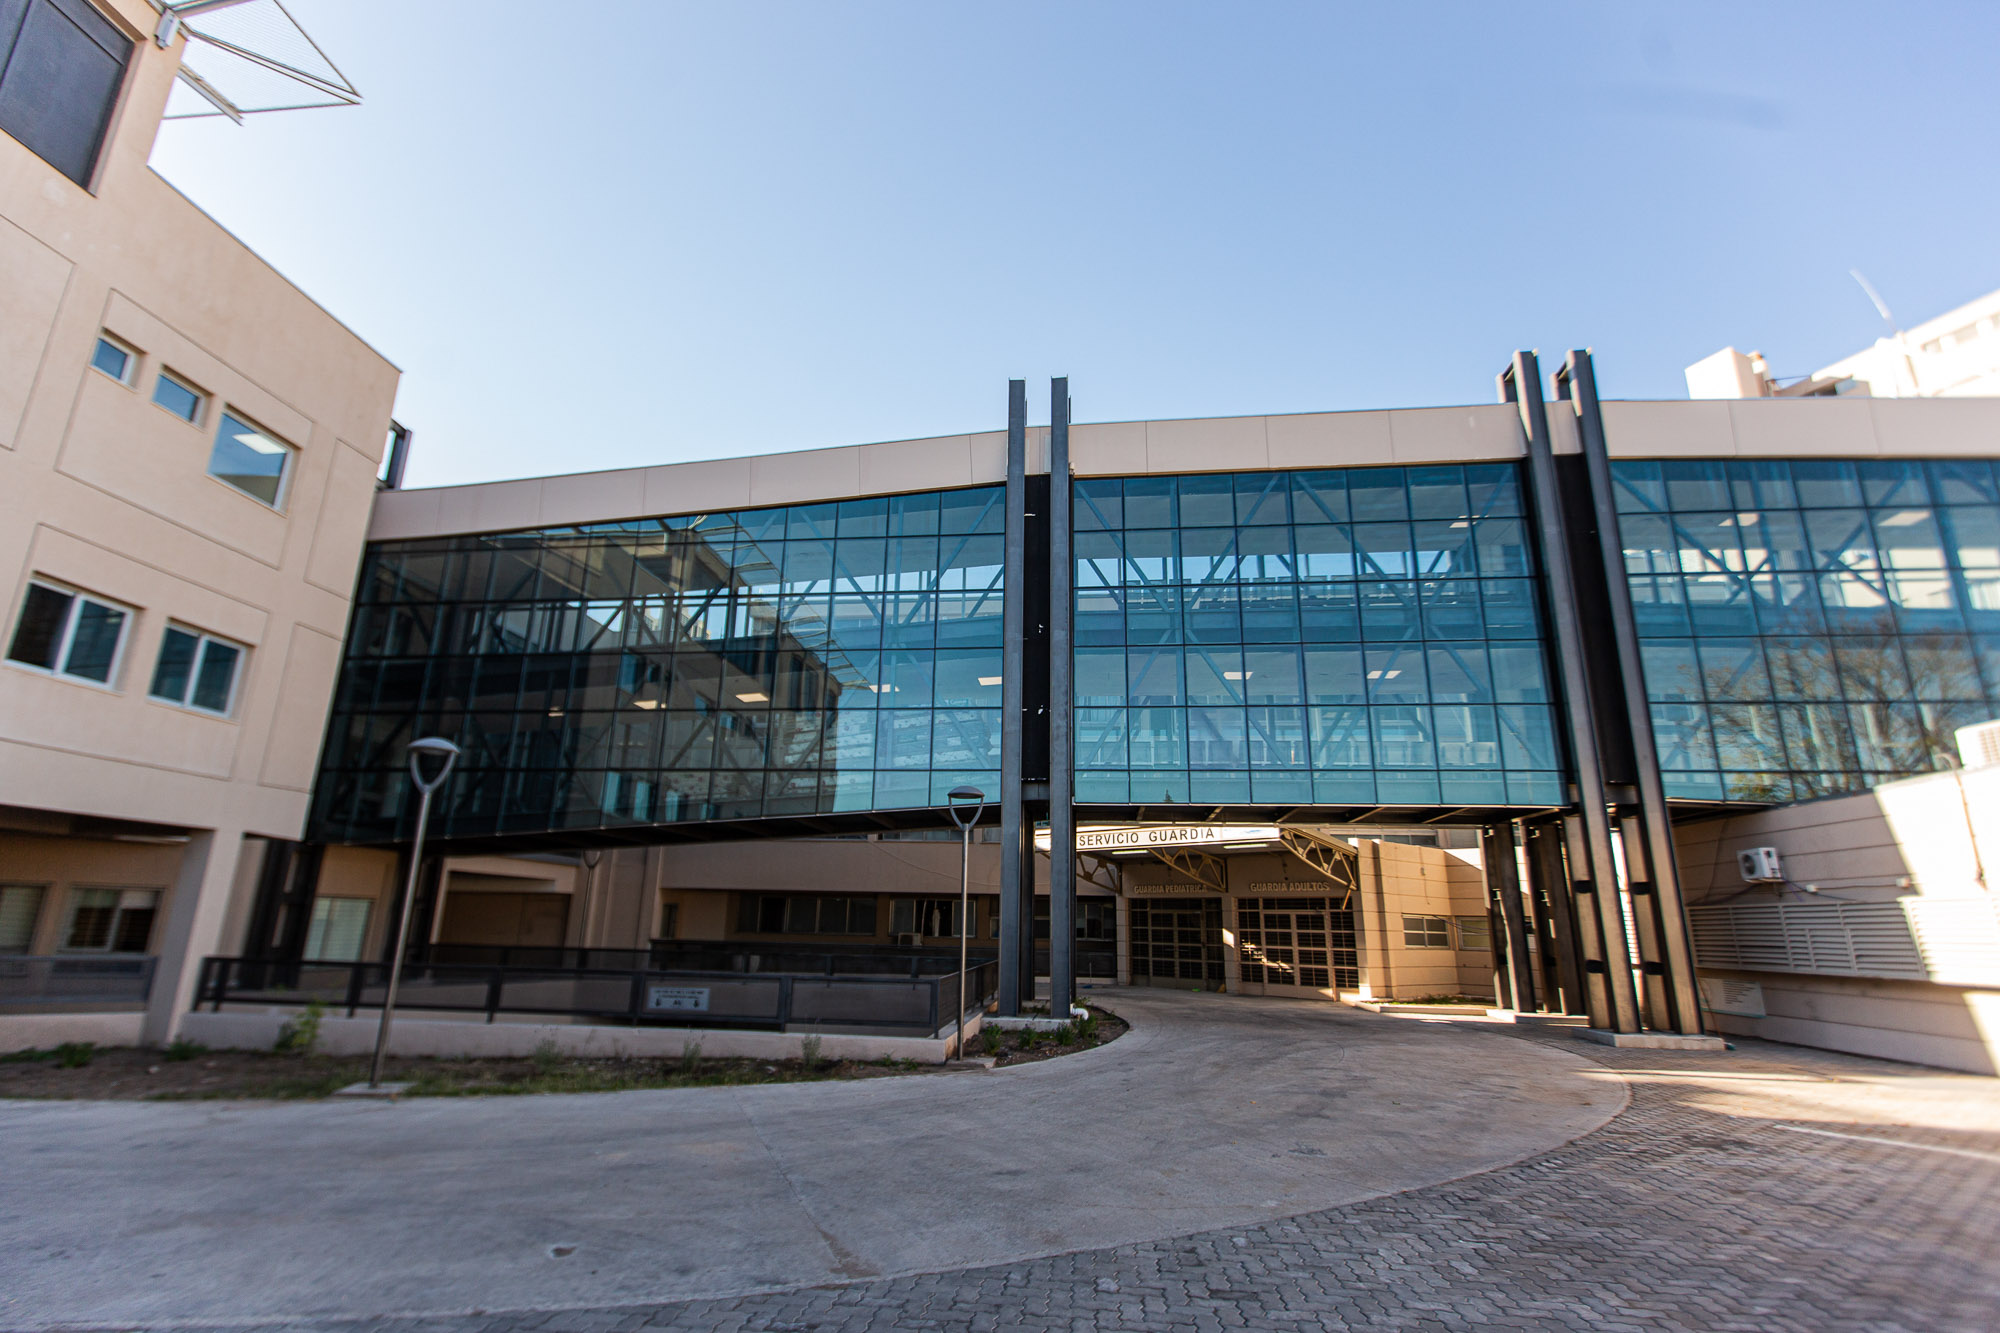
[205,1022,2000,1333]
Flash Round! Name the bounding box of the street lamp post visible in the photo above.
[368,737,460,1088]
[946,785,986,1060]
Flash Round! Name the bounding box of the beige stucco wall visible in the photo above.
[0,1,400,1041]
[1674,771,2000,1074]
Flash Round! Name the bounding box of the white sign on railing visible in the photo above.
[646,985,711,1013]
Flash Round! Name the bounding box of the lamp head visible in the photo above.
[406,736,461,793]
[945,784,985,830]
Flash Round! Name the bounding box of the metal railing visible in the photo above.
[0,954,157,1008]
[427,941,1001,978]
[195,955,1000,1034]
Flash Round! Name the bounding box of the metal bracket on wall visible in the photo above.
[1279,827,1360,896]
[1151,848,1226,892]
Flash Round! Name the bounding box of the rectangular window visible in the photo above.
[0,883,47,952]
[1455,915,1492,951]
[6,580,130,685]
[734,893,876,936]
[90,334,133,384]
[304,897,371,961]
[207,410,294,508]
[890,897,961,938]
[1401,914,1451,949]
[152,371,205,423]
[149,624,244,715]
[0,0,134,188]
[62,888,159,953]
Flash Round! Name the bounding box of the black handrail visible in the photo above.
[196,955,1000,1035]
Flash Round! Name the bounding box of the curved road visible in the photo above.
[0,989,1622,1329]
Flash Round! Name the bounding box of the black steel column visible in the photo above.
[1523,818,1584,1016]
[1558,350,1705,1035]
[1047,379,1076,1018]
[1482,822,1536,1013]
[997,379,1029,1015]
[1501,351,1640,1032]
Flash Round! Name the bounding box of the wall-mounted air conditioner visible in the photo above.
[1956,719,2000,770]
[1737,847,1784,883]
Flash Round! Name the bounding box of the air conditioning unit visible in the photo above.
[1957,719,2000,770]
[1737,847,1783,883]
[895,932,924,947]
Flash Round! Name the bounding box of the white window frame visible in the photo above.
[91,333,137,386]
[207,407,297,511]
[148,622,246,717]
[5,578,135,690]
[60,887,161,955]
[152,368,207,425]
[1401,913,1452,949]
[1454,915,1493,952]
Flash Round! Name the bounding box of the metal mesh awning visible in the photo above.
[158,0,360,122]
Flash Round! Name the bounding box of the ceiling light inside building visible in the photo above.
[978,676,1003,686]
[736,692,769,703]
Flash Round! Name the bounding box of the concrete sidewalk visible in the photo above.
[0,989,1621,1329]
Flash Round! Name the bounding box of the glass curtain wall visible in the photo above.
[313,487,1006,841]
[1614,457,2000,801]
[1072,465,1564,807]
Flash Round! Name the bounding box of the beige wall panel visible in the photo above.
[365,486,444,542]
[57,370,290,566]
[856,434,978,495]
[25,521,267,645]
[966,428,1010,485]
[0,216,69,450]
[1146,416,1268,473]
[749,446,865,509]
[1264,410,1394,471]
[1867,396,2000,457]
[1386,406,1521,464]
[256,624,342,791]
[1726,398,1877,457]
[1601,400,1734,458]
[534,468,641,529]
[1071,420,1147,476]
[642,457,754,519]
[305,441,385,596]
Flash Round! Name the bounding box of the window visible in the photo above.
[7,580,130,685]
[152,371,205,424]
[891,897,960,938]
[0,884,47,952]
[734,893,876,936]
[304,897,370,962]
[90,334,134,385]
[1455,915,1492,951]
[149,625,243,715]
[207,410,294,508]
[1401,914,1451,949]
[62,888,159,953]
[0,0,133,188]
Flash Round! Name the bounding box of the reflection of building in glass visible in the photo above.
[1612,458,2000,802]
[314,487,1007,842]
[1070,465,1562,809]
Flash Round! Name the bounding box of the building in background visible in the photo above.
[0,0,398,1048]
[1688,284,2000,400]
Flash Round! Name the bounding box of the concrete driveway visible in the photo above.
[0,989,1623,1329]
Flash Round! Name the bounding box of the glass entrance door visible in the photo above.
[1235,896,1359,996]
[1129,896,1223,988]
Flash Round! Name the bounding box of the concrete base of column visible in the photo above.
[1579,1029,1728,1051]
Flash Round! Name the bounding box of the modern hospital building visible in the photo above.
[6,0,2000,1072]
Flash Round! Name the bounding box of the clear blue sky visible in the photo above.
[149,1,2000,489]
